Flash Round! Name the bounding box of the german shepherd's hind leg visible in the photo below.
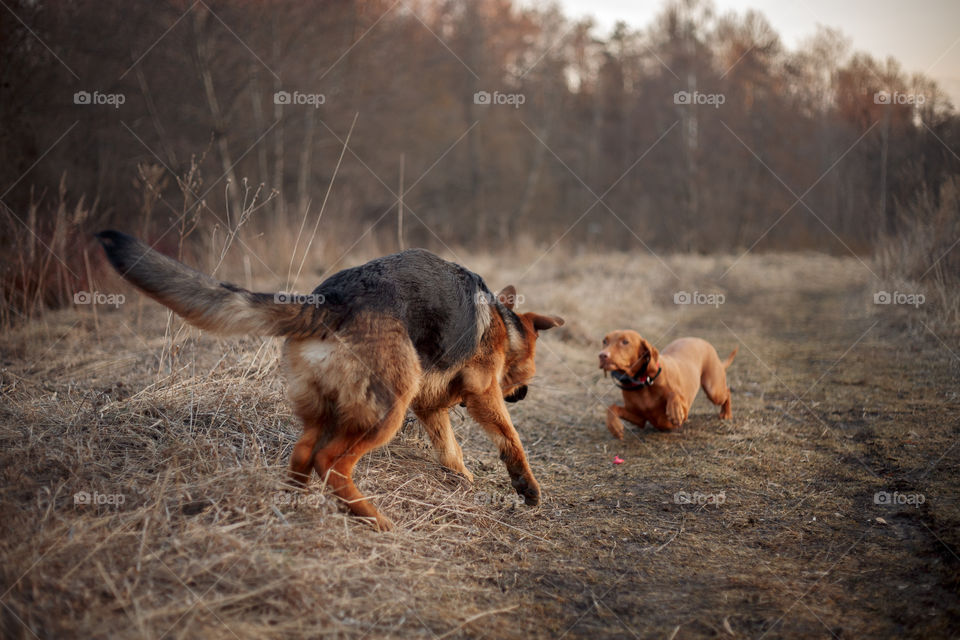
[290,321,422,530]
[312,433,389,531]
[465,390,540,506]
[312,393,414,531]
[287,418,321,488]
[414,408,473,482]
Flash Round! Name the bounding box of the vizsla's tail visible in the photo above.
[722,346,738,369]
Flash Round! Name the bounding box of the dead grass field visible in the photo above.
[2,248,959,639]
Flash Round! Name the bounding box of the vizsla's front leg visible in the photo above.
[606,405,626,439]
[465,391,540,506]
[663,392,688,430]
[606,404,648,439]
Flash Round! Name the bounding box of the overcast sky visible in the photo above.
[552,0,960,105]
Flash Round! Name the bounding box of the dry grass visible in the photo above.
[875,176,960,332]
[2,246,959,639]
[0,177,96,327]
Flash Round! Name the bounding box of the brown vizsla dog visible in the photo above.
[598,330,737,437]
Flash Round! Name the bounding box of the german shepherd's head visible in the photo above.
[493,285,563,403]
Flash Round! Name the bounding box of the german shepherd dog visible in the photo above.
[97,231,563,530]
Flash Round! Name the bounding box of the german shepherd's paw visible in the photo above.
[511,475,541,506]
[373,514,394,532]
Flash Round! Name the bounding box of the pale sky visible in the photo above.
[553,0,960,105]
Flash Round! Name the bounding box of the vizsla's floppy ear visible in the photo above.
[628,339,660,378]
[645,345,661,377]
[496,285,518,310]
[527,313,564,332]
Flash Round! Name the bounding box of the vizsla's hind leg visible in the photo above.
[719,394,732,419]
[702,368,732,419]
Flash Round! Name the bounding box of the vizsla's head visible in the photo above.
[598,330,660,378]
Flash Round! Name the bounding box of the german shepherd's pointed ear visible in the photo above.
[496,285,519,310]
[526,313,564,332]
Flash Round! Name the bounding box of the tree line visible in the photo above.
[1,0,957,255]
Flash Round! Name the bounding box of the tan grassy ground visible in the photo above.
[1,249,958,639]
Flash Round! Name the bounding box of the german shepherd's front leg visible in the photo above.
[414,407,474,482]
[464,390,540,506]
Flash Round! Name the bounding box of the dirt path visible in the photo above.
[492,254,960,638]
[1,252,958,639]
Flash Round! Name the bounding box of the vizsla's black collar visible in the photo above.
[611,367,662,391]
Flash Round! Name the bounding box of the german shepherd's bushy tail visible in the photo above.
[97,230,302,336]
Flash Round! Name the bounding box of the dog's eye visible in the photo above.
[621,339,629,346]
[602,338,608,345]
